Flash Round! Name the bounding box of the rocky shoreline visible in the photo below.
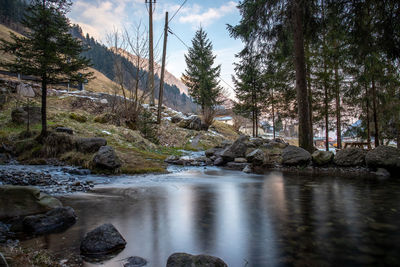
[165,135,400,178]
[0,166,94,195]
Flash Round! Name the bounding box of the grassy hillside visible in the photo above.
[0,24,132,97]
[0,23,239,174]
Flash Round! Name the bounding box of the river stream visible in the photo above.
[9,165,400,266]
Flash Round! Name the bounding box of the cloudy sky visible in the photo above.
[69,0,243,96]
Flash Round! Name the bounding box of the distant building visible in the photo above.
[214,116,233,125]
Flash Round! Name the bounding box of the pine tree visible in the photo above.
[228,0,314,152]
[0,0,92,137]
[233,49,264,137]
[182,28,223,117]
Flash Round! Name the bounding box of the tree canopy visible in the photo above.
[0,0,92,136]
[182,28,223,115]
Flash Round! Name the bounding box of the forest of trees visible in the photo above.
[230,0,400,150]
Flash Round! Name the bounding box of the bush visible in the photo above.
[69,112,87,123]
[137,109,159,145]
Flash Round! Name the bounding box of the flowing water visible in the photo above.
[17,166,400,266]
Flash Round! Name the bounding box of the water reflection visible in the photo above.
[21,169,400,266]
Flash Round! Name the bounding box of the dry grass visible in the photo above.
[83,68,120,95]
[0,246,63,267]
[211,121,239,141]
[0,24,22,65]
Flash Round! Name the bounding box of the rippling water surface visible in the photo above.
[21,167,400,266]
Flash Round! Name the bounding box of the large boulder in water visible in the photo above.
[166,253,227,267]
[124,256,147,267]
[334,147,367,166]
[246,148,266,165]
[80,223,127,256]
[365,146,400,172]
[221,135,249,162]
[92,146,121,170]
[205,147,223,158]
[0,185,62,220]
[22,207,76,235]
[312,150,334,165]
[282,145,311,165]
[76,137,107,153]
[11,106,41,124]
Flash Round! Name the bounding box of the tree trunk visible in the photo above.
[272,90,276,139]
[255,107,259,137]
[252,108,255,137]
[306,42,313,146]
[40,77,47,137]
[371,77,379,147]
[252,92,256,137]
[397,125,400,149]
[365,82,371,144]
[292,0,312,152]
[334,60,341,149]
[324,61,329,151]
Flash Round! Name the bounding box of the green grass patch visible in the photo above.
[69,112,87,123]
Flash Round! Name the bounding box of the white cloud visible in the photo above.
[70,0,134,40]
[179,1,237,28]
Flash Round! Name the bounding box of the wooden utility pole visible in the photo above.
[146,0,156,106]
[157,12,168,124]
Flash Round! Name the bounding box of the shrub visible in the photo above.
[69,112,87,123]
[137,109,159,145]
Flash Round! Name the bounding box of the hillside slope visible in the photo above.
[0,23,141,99]
[117,49,188,96]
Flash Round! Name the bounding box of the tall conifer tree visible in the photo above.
[0,0,92,137]
[182,28,223,117]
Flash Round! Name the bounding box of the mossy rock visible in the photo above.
[69,113,87,123]
[94,113,116,124]
[0,185,62,220]
[43,132,76,157]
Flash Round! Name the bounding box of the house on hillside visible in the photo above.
[214,116,233,125]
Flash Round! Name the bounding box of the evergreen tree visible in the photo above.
[0,0,92,137]
[233,48,264,137]
[182,28,223,116]
[228,0,314,152]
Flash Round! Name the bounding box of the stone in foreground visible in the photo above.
[334,147,367,167]
[80,223,126,256]
[92,146,121,170]
[124,256,147,267]
[22,207,77,235]
[0,185,62,220]
[246,149,265,165]
[221,135,249,162]
[365,146,400,172]
[166,253,227,267]
[282,145,311,165]
[312,150,334,166]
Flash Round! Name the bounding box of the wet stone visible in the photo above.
[124,256,147,267]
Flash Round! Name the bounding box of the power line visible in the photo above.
[155,31,164,50]
[169,0,188,23]
[169,29,189,49]
[219,76,236,91]
[169,29,236,91]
